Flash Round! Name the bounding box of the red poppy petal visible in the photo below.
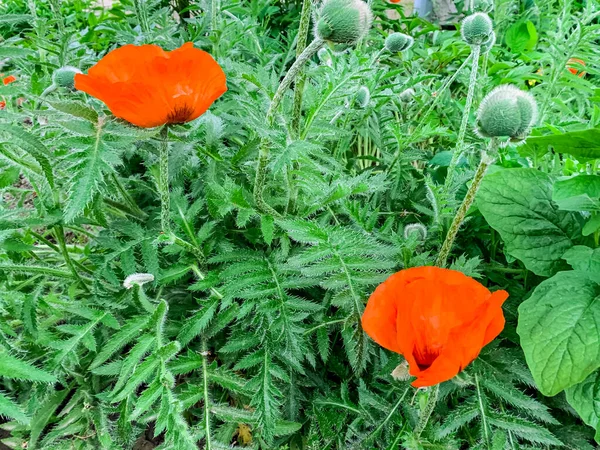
[3,75,17,85]
[410,290,507,387]
[362,278,402,353]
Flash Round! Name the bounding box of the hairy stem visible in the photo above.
[158,127,171,234]
[414,384,439,438]
[211,0,220,56]
[445,45,481,190]
[436,140,497,267]
[133,0,150,36]
[290,0,313,137]
[201,339,212,450]
[254,38,324,215]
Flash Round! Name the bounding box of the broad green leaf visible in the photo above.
[477,168,581,276]
[563,246,600,283]
[566,371,600,443]
[553,175,600,212]
[583,214,600,236]
[505,20,537,53]
[523,128,600,160]
[517,271,600,396]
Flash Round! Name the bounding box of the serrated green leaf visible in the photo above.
[0,125,55,189]
[562,246,600,283]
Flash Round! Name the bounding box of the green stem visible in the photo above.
[211,0,219,56]
[475,373,490,448]
[445,45,481,190]
[436,140,497,267]
[414,384,439,438]
[158,127,171,234]
[201,339,212,450]
[133,0,150,36]
[54,225,90,293]
[254,38,324,216]
[110,173,147,219]
[290,0,313,137]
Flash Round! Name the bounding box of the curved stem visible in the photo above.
[414,384,439,438]
[436,140,497,267]
[54,225,90,293]
[158,127,171,233]
[290,0,313,137]
[445,45,481,190]
[253,39,324,215]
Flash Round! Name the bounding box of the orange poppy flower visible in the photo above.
[362,266,508,387]
[75,42,227,128]
[2,75,16,85]
[0,101,5,110]
[567,58,585,77]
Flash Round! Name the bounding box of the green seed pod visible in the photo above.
[481,31,496,54]
[476,85,537,142]
[384,32,414,53]
[52,66,82,89]
[355,86,370,108]
[316,0,373,45]
[461,12,493,46]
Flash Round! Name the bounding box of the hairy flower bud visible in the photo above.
[384,32,414,53]
[461,12,493,46]
[476,85,537,142]
[355,86,370,108]
[404,223,427,240]
[316,0,373,45]
[399,88,415,103]
[123,273,155,289]
[52,66,82,89]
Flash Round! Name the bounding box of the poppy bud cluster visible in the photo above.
[476,85,537,143]
[461,12,493,46]
[316,0,373,45]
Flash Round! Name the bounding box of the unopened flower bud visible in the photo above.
[355,86,370,108]
[399,88,415,103]
[461,12,493,46]
[316,0,373,45]
[123,273,155,289]
[476,85,537,142]
[52,66,82,89]
[385,32,414,53]
[404,223,427,240]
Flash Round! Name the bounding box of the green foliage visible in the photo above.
[0,0,599,448]
[477,168,581,276]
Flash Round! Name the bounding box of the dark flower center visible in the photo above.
[167,104,195,124]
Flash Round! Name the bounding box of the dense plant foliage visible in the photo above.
[0,0,599,449]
